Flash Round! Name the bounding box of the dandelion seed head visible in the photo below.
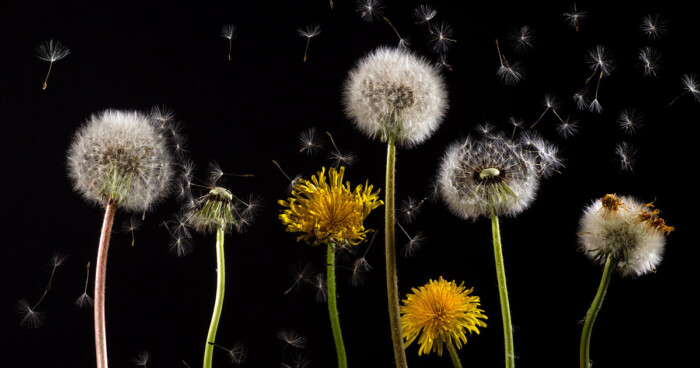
[640,14,666,40]
[298,127,325,155]
[430,23,456,53]
[556,117,579,139]
[17,299,44,328]
[298,25,321,38]
[588,99,602,113]
[187,185,241,234]
[49,251,68,267]
[579,194,673,277]
[586,45,615,76]
[343,47,448,147]
[221,24,236,39]
[512,25,534,52]
[398,197,421,224]
[277,329,308,349]
[497,63,524,85]
[413,4,437,23]
[356,0,383,23]
[67,109,175,212]
[36,39,70,62]
[75,292,94,308]
[401,232,426,257]
[562,3,587,30]
[438,132,547,220]
[401,277,487,356]
[618,109,643,134]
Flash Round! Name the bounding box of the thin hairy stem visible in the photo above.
[491,208,515,368]
[303,38,311,63]
[95,200,117,368]
[203,228,226,368]
[42,61,54,90]
[385,136,408,368]
[447,340,464,368]
[327,243,348,368]
[580,254,614,368]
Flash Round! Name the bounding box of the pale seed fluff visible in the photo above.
[67,109,174,212]
[578,194,673,277]
[438,131,559,220]
[343,47,448,147]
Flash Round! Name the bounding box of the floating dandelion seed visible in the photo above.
[556,117,580,139]
[495,39,523,85]
[277,329,308,349]
[511,25,534,53]
[356,0,383,22]
[298,127,325,155]
[397,223,425,258]
[398,196,426,224]
[221,24,236,61]
[272,160,302,193]
[401,277,487,357]
[435,54,453,71]
[383,16,410,48]
[76,262,94,308]
[474,121,495,136]
[615,142,637,172]
[617,109,643,134]
[313,273,328,302]
[208,341,247,365]
[667,73,700,107]
[573,89,589,111]
[122,217,142,246]
[18,251,68,328]
[350,231,377,287]
[584,46,614,114]
[430,23,457,53]
[640,14,666,40]
[284,263,314,295]
[563,2,587,32]
[508,117,524,138]
[413,4,437,34]
[326,131,357,167]
[638,47,661,78]
[132,351,150,367]
[578,194,673,368]
[298,25,321,63]
[531,94,566,128]
[281,353,311,368]
[36,39,70,90]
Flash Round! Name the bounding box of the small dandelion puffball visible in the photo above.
[438,132,547,220]
[343,47,448,147]
[400,277,487,356]
[578,194,674,277]
[67,109,174,212]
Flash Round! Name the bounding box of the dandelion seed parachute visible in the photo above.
[343,47,448,147]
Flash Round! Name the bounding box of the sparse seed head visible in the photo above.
[579,194,673,277]
[343,47,448,147]
[67,109,175,212]
[187,186,239,234]
[36,39,70,62]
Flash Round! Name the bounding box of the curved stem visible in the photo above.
[385,136,408,368]
[95,200,117,368]
[447,340,464,368]
[580,254,614,368]
[326,243,347,368]
[490,209,514,368]
[203,228,226,368]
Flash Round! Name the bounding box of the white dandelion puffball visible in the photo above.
[343,47,448,147]
[67,109,174,212]
[438,131,560,220]
[578,194,673,277]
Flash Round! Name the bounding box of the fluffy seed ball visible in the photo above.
[343,47,448,147]
[578,194,673,277]
[438,132,552,220]
[67,109,174,212]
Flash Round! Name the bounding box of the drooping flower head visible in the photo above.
[67,109,174,212]
[578,194,674,277]
[279,167,383,246]
[343,47,448,147]
[438,130,561,220]
[401,277,487,356]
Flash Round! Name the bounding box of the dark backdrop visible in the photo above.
[1,1,695,367]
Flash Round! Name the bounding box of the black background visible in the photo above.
[1,1,696,367]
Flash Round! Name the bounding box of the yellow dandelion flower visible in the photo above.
[279,166,383,246]
[401,277,487,357]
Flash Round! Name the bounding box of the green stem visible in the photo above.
[203,228,226,368]
[447,340,464,368]
[490,208,515,368]
[327,243,347,368]
[94,200,117,368]
[580,254,614,368]
[385,137,408,368]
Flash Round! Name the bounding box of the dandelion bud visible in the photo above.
[343,47,448,147]
[67,109,175,212]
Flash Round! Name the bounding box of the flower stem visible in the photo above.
[490,208,515,368]
[203,228,226,368]
[327,243,348,368]
[95,200,116,368]
[385,136,408,368]
[580,254,614,368]
[447,340,464,368]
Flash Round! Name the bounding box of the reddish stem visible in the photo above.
[95,200,116,368]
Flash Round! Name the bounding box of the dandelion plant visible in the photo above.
[578,194,673,368]
[343,46,447,368]
[279,167,383,368]
[401,277,487,368]
[67,109,175,368]
[438,130,562,368]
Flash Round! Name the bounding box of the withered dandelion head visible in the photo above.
[67,109,174,212]
[401,277,487,356]
[188,186,239,234]
[279,167,383,246]
[343,47,448,147]
[579,194,674,277]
